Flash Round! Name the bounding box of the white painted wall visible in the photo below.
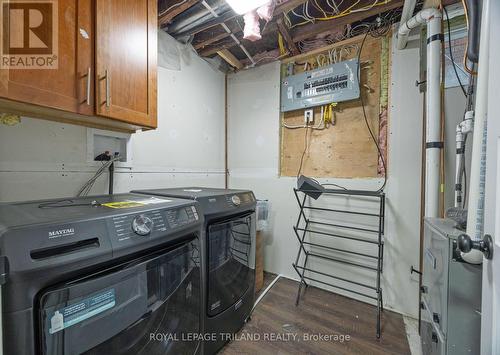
[0,38,226,202]
[227,34,427,318]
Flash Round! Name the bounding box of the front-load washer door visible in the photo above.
[207,212,255,317]
[38,237,201,355]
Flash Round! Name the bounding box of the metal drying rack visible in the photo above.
[292,187,385,338]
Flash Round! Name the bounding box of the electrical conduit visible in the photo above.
[398,8,443,218]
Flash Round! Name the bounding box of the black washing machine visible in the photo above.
[0,194,204,355]
[132,188,256,355]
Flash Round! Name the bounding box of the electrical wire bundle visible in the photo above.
[283,0,395,30]
[77,155,121,197]
[296,6,400,55]
[292,27,388,192]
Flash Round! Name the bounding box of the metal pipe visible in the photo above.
[396,0,417,49]
[465,0,490,264]
[167,0,228,34]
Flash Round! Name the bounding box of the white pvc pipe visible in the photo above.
[396,0,417,49]
[464,0,490,264]
[425,15,442,218]
[397,8,441,50]
[398,8,442,218]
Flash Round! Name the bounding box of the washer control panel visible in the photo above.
[131,215,154,236]
[231,195,241,206]
[225,192,255,207]
[166,206,199,229]
[110,206,199,243]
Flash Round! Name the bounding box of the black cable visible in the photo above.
[296,126,310,178]
[444,7,467,98]
[357,31,387,193]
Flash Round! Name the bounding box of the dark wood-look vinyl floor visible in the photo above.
[221,273,411,355]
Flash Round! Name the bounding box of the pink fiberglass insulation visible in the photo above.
[243,10,262,41]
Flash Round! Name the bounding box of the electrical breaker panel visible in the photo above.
[280,59,360,112]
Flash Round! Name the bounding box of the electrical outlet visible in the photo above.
[304,109,314,125]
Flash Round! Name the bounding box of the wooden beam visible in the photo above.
[281,34,365,64]
[291,0,404,43]
[159,0,199,27]
[175,0,307,39]
[193,23,242,50]
[198,22,278,57]
[217,49,244,69]
[274,0,309,16]
[199,1,402,57]
[277,17,300,55]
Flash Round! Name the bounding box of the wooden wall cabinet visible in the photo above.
[96,0,157,128]
[0,0,157,132]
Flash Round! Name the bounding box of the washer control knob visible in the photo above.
[132,215,153,236]
[231,195,241,206]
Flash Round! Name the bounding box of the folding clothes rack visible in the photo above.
[292,188,385,338]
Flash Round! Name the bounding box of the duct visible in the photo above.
[464,0,480,63]
[396,0,417,50]
[465,0,490,264]
[398,8,442,218]
[167,0,229,35]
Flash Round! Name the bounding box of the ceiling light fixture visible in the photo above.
[225,0,270,14]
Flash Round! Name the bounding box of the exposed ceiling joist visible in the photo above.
[290,0,404,43]
[193,22,243,50]
[199,0,402,58]
[217,49,244,69]
[159,0,200,27]
[277,17,300,56]
[274,0,309,15]
[198,22,278,57]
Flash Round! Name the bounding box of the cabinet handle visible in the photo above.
[86,67,91,106]
[105,69,110,107]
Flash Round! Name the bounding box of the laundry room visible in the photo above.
[0,0,498,354]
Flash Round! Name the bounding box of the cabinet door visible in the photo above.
[95,0,157,128]
[0,0,94,115]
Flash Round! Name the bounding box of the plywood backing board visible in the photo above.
[280,35,386,178]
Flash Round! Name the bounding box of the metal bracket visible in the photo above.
[410,265,422,275]
[415,80,427,87]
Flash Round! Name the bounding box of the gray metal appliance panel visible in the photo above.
[0,193,204,355]
[422,218,482,355]
[131,187,257,217]
[421,320,446,355]
[446,252,482,354]
[423,220,451,336]
[280,59,360,112]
